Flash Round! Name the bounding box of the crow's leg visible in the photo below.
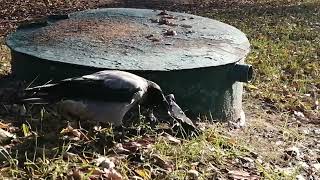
[112,125,125,142]
[146,108,158,128]
[120,125,126,141]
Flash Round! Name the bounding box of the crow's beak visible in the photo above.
[161,98,172,116]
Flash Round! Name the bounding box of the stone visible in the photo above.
[296,161,309,170]
[187,169,200,179]
[312,163,320,171]
[296,174,306,180]
[313,129,320,135]
[301,128,310,135]
[294,111,305,119]
[285,146,301,159]
[276,141,283,146]
[278,167,295,176]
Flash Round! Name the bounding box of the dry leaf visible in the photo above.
[103,168,123,180]
[228,170,259,180]
[245,84,259,90]
[90,168,105,175]
[0,128,16,143]
[87,168,106,179]
[132,176,144,180]
[119,137,154,153]
[113,143,131,154]
[60,125,74,134]
[121,141,142,152]
[162,133,181,144]
[135,137,155,146]
[67,169,83,180]
[60,125,89,141]
[93,156,115,169]
[228,138,237,145]
[151,154,173,172]
[135,168,151,180]
[187,169,200,179]
[0,122,10,130]
[62,152,78,161]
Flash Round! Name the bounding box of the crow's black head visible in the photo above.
[145,81,169,110]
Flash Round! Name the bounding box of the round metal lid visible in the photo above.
[6,8,250,71]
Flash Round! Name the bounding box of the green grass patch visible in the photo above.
[201,1,319,115]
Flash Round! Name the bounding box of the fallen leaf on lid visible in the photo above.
[157,10,168,16]
[164,30,177,36]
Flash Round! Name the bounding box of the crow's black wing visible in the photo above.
[24,76,141,103]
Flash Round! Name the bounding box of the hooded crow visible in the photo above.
[22,70,168,127]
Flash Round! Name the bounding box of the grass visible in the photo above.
[1,122,298,179]
[153,127,252,179]
[1,0,320,179]
[0,41,11,77]
[202,1,320,114]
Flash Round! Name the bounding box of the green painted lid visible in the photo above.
[6,8,250,71]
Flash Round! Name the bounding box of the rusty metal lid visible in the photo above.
[6,8,250,71]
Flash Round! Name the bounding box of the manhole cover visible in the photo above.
[7,8,250,71]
